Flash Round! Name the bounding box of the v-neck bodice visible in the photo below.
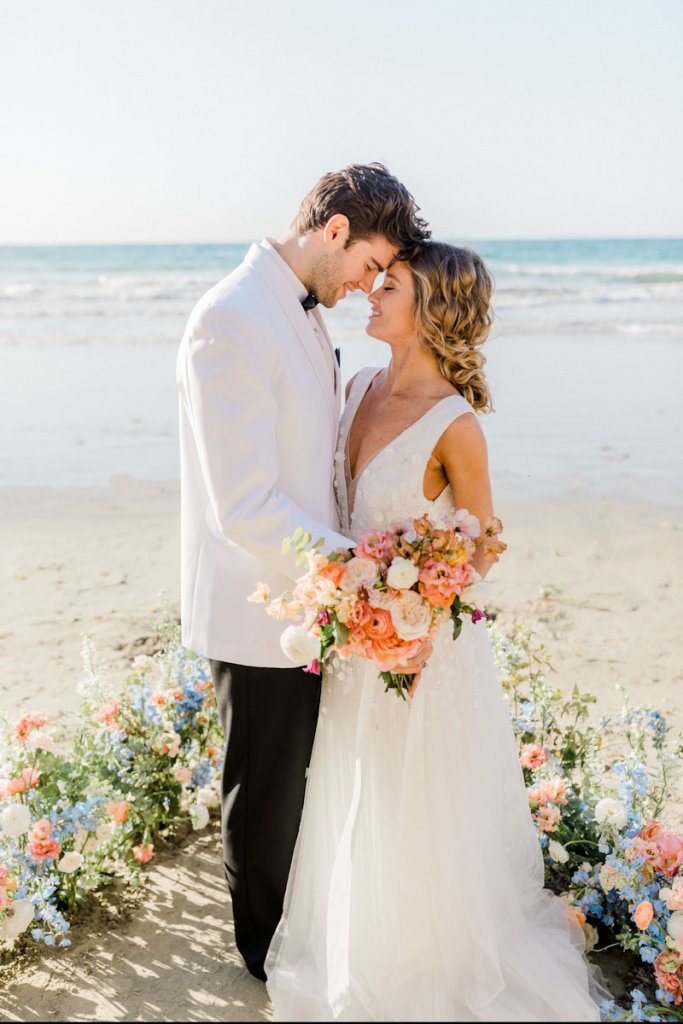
[334,367,475,538]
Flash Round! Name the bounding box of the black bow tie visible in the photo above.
[301,291,319,311]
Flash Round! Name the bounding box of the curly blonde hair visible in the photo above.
[409,242,494,412]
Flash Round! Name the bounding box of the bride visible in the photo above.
[265,242,602,1021]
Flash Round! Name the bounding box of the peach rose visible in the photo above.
[634,900,654,930]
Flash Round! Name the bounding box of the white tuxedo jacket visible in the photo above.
[177,240,350,667]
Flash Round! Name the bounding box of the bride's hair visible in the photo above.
[408,242,494,412]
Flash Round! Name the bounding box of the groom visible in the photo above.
[177,163,430,981]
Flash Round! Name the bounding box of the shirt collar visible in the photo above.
[261,238,308,304]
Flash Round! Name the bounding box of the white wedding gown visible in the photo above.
[266,368,602,1021]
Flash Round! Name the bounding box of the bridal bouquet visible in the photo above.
[250,511,505,699]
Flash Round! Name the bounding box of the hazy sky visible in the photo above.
[2,0,681,244]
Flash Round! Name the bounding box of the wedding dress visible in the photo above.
[265,367,602,1021]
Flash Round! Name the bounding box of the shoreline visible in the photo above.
[2,479,681,732]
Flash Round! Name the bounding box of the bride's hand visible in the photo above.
[394,638,433,700]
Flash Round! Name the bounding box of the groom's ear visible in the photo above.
[322,214,350,247]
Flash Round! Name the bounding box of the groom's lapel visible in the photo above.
[244,242,338,434]
[310,305,342,419]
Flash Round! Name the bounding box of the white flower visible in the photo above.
[389,590,432,641]
[386,557,419,590]
[190,802,210,831]
[26,731,56,754]
[594,798,628,830]
[0,803,31,838]
[548,840,569,864]
[667,910,683,941]
[95,822,115,844]
[338,557,379,593]
[247,582,271,603]
[197,786,220,809]
[58,851,84,874]
[280,625,320,665]
[0,898,35,940]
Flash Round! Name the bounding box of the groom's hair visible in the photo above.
[292,163,430,258]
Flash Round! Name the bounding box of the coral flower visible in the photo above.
[97,700,120,729]
[365,608,395,642]
[654,951,683,1005]
[520,743,548,770]
[26,818,61,862]
[6,768,41,796]
[319,560,348,586]
[14,711,50,742]
[634,901,654,930]
[107,800,130,825]
[132,844,155,864]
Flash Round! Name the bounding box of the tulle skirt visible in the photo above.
[266,620,604,1021]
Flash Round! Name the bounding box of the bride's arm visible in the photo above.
[433,413,499,579]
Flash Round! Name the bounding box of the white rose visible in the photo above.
[594,798,628,830]
[0,803,31,838]
[280,625,320,665]
[190,802,210,831]
[386,557,419,590]
[667,911,683,941]
[197,786,220,809]
[58,851,84,874]
[0,898,35,940]
[338,557,379,593]
[548,840,569,864]
[389,590,432,642]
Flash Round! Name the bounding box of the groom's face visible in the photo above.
[312,232,397,308]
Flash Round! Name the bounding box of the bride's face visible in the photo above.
[366,261,418,344]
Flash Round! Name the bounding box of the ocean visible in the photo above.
[1,239,682,504]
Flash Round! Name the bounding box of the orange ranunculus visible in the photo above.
[320,560,347,587]
[364,608,395,642]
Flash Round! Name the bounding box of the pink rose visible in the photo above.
[14,711,50,742]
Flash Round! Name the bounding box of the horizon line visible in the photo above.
[1,234,683,248]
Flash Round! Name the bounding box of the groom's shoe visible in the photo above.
[246,960,267,982]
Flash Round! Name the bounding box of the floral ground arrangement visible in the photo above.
[1,621,682,1021]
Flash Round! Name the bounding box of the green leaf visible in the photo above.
[333,616,350,645]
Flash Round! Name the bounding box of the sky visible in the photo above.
[1,0,682,244]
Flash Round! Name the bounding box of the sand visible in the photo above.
[1,479,682,1020]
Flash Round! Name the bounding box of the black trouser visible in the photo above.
[209,660,321,981]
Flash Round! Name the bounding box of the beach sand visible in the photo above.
[1,480,682,1020]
